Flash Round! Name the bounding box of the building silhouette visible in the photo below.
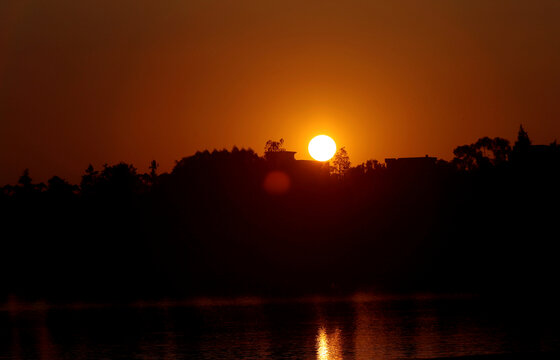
[385,155,437,172]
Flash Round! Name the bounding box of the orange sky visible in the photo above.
[1,0,560,184]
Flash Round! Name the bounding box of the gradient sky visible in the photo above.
[1,0,560,184]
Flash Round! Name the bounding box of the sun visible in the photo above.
[308,135,337,161]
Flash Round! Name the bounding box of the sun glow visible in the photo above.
[308,135,337,161]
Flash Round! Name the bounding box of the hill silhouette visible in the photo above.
[1,126,559,303]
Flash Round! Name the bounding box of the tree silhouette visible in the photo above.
[350,159,385,176]
[81,164,99,192]
[453,144,477,171]
[264,138,285,153]
[15,169,45,194]
[513,124,531,153]
[264,138,287,161]
[453,137,511,170]
[18,169,32,189]
[332,147,351,176]
[47,176,77,197]
[144,160,159,186]
[1,125,559,301]
[510,125,533,165]
[368,159,385,170]
[491,137,511,164]
[99,162,142,196]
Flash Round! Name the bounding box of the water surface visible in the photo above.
[1,295,558,359]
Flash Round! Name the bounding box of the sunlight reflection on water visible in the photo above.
[1,296,559,360]
[317,326,343,360]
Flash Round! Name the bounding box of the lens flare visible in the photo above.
[263,171,291,195]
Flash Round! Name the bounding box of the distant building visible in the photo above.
[295,159,322,167]
[265,150,329,176]
[385,155,437,171]
[511,144,560,166]
[294,159,329,174]
[265,151,297,167]
[528,144,555,156]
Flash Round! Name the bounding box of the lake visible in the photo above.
[1,295,559,359]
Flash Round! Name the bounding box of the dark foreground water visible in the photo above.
[1,295,559,360]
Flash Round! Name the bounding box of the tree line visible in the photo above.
[1,126,559,302]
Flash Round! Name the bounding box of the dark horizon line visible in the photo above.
[2,124,557,187]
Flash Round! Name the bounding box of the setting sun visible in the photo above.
[308,135,337,161]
